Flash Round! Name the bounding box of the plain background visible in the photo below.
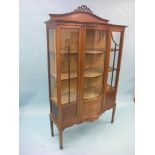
[2,0,155,155]
[19,0,135,104]
[19,0,135,155]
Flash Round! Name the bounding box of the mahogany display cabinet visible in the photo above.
[45,5,127,149]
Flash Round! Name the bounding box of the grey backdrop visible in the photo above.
[19,0,135,105]
[19,0,135,154]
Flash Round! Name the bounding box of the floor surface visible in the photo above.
[19,92,135,155]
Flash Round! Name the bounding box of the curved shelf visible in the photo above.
[61,72,77,80]
[51,70,103,79]
[51,66,116,80]
[51,71,77,80]
[83,87,101,100]
[50,50,78,54]
[51,91,77,105]
[51,85,115,104]
[84,70,103,78]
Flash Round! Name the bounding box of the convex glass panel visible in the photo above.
[84,29,107,99]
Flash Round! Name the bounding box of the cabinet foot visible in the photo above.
[111,104,116,123]
[49,114,54,137]
[59,129,63,150]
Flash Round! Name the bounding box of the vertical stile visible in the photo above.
[68,46,71,104]
[56,27,62,124]
[111,44,117,87]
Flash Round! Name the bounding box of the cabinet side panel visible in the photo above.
[104,91,116,110]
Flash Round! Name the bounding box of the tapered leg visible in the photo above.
[111,104,116,123]
[49,114,54,137]
[59,129,63,150]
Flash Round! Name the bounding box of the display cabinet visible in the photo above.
[45,5,126,149]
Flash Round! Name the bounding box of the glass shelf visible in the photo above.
[51,66,116,80]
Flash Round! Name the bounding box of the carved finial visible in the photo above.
[74,5,93,14]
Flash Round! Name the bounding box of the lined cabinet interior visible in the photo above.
[49,28,121,106]
[48,28,121,115]
[83,29,107,100]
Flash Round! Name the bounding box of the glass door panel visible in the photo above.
[60,28,79,104]
[83,29,107,100]
[107,31,121,91]
[48,29,57,104]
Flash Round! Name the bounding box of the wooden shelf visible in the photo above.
[85,48,119,54]
[85,50,105,54]
[84,70,103,78]
[61,72,77,80]
[51,91,77,105]
[84,66,117,77]
[83,87,101,100]
[61,49,78,54]
[51,70,103,79]
[51,71,77,80]
[50,50,78,54]
[51,67,116,80]
[50,48,119,54]
[60,48,78,53]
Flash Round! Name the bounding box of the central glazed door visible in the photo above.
[81,26,108,120]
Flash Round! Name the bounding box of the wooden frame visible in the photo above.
[45,5,126,149]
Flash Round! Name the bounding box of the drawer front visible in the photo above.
[82,97,102,119]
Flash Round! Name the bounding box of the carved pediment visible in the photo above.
[49,5,109,24]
